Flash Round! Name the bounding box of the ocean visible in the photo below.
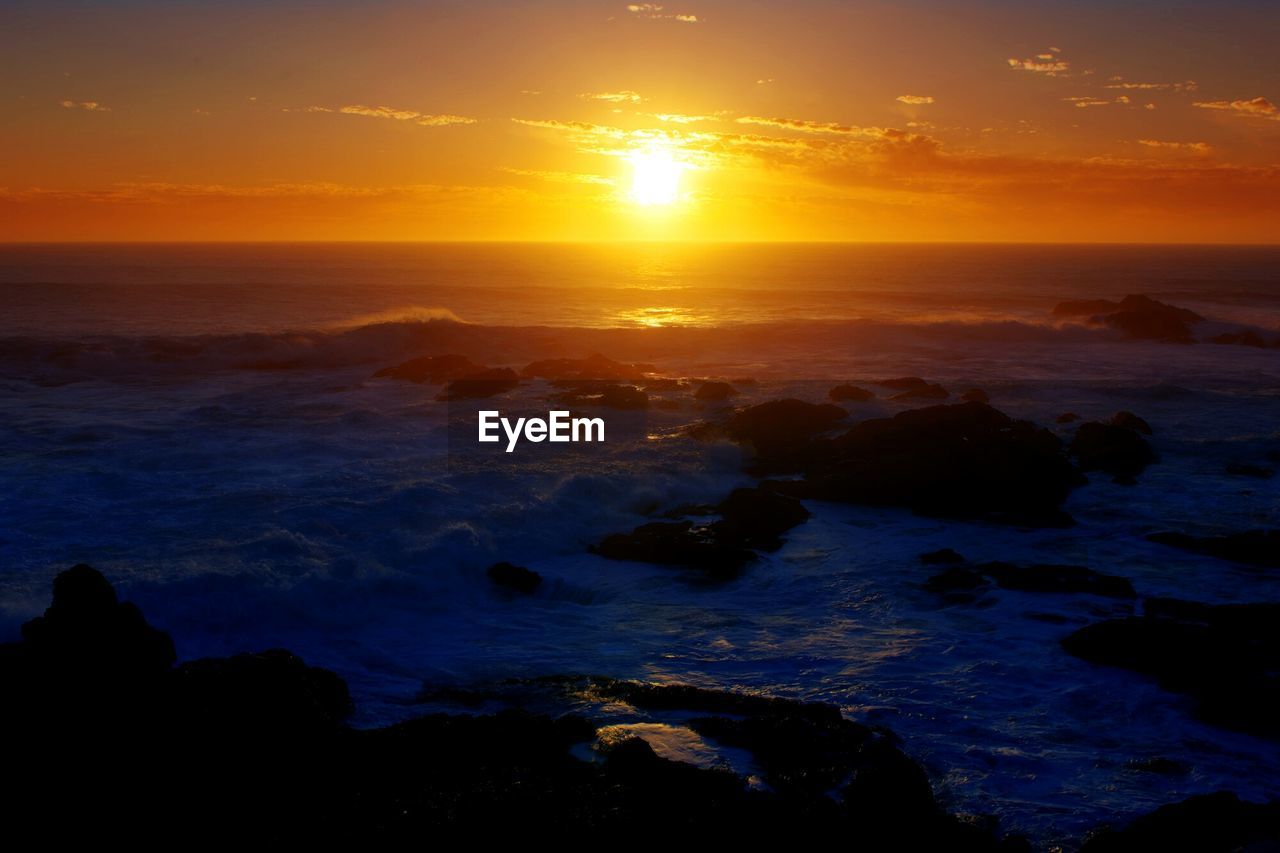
[2,242,1279,845]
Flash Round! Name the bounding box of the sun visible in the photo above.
[627,149,684,206]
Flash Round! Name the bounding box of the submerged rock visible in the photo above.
[1062,598,1280,736]
[1147,530,1280,568]
[829,383,876,402]
[877,376,931,390]
[487,561,542,594]
[373,353,485,383]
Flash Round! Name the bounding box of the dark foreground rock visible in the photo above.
[591,486,810,579]
[1147,530,1280,568]
[2,566,1028,847]
[1062,597,1280,737]
[437,367,521,399]
[1080,791,1280,852]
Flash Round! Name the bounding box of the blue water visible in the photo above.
[2,243,1279,847]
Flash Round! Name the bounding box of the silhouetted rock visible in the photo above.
[17,563,175,681]
[1056,413,1080,424]
[1105,295,1204,343]
[877,376,931,390]
[959,388,990,404]
[1070,422,1156,482]
[487,561,542,594]
[829,383,875,402]
[892,383,949,401]
[793,402,1081,526]
[174,649,353,732]
[436,367,520,400]
[1062,599,1280,736]
[1053,298,1122,317]
[1080,791,1280,852]
[1110,410,1153,435]
[920,548,966,564]
[1210,331,1267,348]
[694,380,737,401]
[691,399,847,470]
[521,353,655,381]
[374,353,484,383]
[554,383,649,409]
[925,567,987,593]
[975,562,1136,598]
[1147,530,1280,568]
[591,487,809,579]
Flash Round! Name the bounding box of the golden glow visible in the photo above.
[627,149,684,206]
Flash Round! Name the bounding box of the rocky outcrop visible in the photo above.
[1069,421,1156,483]
[521,353,656,382]
[829,383,876,402]
[1147,530,1280,568]
[1080,792,1280,852]
[488,561,543,594]
[694,381,737,402]
[374,353,485,383]
[1053,294,1204,343]
[436,367,521,399]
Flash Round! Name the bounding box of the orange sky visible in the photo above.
[2,0,1278,242]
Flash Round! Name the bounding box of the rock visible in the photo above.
[436,367,520,400]
[877,377,931,390]
[920,548,966,565]
[173,649,353,732]
[692,399,847,470]
[694,381,738,402]
[1052,298,1122,317]
[373,353,485,383]
[1069,422,1156,482]
[1104,295,1204,343]
[1056,413,1080,424]
[1225,463,1274,479]
[554,383,649,410]
[974,562,1136,598]
[829,384,876,402]
[794,402,1081,526]
[892,383,949,401]
[925,567,987,593]
[1147,530,1280,568]
[959,388,990,404]
[1080,791,1280,852]
[487,561,542,594]
[1210,331,1267,348]
[521,353,654,381]
[1109,410,1152,435]
[1062,599,1280,736]
[591,487,809,579]
[1124,757,1189,775]
[18,563,175,680]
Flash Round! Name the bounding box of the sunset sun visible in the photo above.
[627,149,683,206]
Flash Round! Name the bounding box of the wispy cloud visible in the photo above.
[1193,97,1279,120]
[579,90,644,104]
[896,95,935,105]
[647,112,722,123]
[626,4,698,23]
[735,115,889,138]
[1062,97,1111,108]
[60,99,109,112]
[1008,47,1069,76]
[503,168,615,185]
[1137,139,1211,153]
[333,104,476,126]
[1104,78,1197,92]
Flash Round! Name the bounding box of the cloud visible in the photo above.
[579,90,644,104]
[1062,97,1111,108]
[60,100,109,112]
[896,95,935,105]
[503,168,615,185]
[1137,139,1211,154]
[734,115,890,138]
[1193,97,1279,120]
[1007,50,1070,76]
[1104,79,1197,92]
[626,4,698,23]
[756,78,775,85]
[647,112,721,123]
[332,104,476,126]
